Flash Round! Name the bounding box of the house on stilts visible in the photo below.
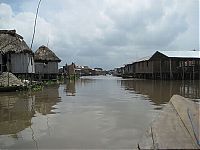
[0,30,35,77]
[34,45,61,80]
[116,50,200,80]
[148,51,200,80]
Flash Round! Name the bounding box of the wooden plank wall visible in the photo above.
[10,53,35,74]
[0,54,2,73]
[35,61,58,74]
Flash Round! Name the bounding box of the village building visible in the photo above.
[67,62,76,76]
[149,51,200,80]
[113,67,125,77]
[93,67,106,75]
[34,45,61,80]
[0,30,35,76]
[59,63,68,75]
[74,65,92,76]
[117,50,200,80]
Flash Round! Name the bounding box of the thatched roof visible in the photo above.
[0,30,33,54]
[34,45,61,62]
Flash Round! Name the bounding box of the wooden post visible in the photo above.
[182,61,185,80]
[169,59,173,80]
[199,60,200,80]
[152,61,154,79]
[192,60,195,80]
[7,72,9,86]
[160,59,162,80]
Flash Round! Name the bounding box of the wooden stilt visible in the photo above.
[169,59,173,80]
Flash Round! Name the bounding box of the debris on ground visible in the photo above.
[0,72,24,86]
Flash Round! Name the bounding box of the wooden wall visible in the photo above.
[0,54,2,74]
[135,61,153,74]
[121,58,200,80]
[10,53,35,74]
[35,61,58,74]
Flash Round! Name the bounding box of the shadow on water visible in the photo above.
[120,79,200,106]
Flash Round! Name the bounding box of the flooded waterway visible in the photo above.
[0,76,199,149]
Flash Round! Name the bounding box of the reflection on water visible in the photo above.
[0,85,60,135]
[0,94,35,135]
[0,76,199,149]
[121,79,200,105]
[65,80,76,96]
[35,85,61,115]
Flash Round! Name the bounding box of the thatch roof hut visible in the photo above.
[34,46,61,79]
[34,45,61,62]
[0,30,33,54]
[0,30,35,74]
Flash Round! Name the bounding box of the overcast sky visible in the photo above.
[0,0,199,69]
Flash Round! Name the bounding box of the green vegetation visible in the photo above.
[43,80,58,86]
[67,75,79,80]
[30,84,43,91]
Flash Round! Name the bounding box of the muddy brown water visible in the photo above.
[0,76,199,149]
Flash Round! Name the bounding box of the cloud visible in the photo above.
[0,0,198,69]
[101,0,188,49]
[0,3,53,50]
[0,3,12,18]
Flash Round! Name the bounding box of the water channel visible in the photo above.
[0,76,199,149]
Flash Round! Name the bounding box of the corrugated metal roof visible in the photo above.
[135,56,151,62]
[158,50,200,58]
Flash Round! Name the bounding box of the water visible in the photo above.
[0,76,199,149]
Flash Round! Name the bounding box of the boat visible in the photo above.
[138,95,200,149]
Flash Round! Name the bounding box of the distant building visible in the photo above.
[34,45,61,80]
[59,63,68,74]
[67,62,76,76]
[118,50,200,80]
[0,30,35,76]
[94,68,103,71]
[149,51,200,80]
[74,65,92,76]
[94,67,106,75]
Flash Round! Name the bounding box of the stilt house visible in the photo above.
[149,51,200,80]
[118,50,200,80]
[0,30,35,75]
[34,45,61,80]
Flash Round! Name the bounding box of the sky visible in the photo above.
[0,0,199,70]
